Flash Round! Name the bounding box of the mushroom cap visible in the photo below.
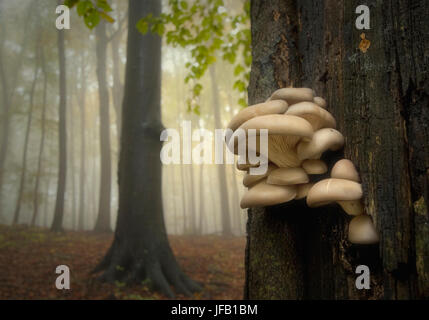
[297,128,345,160]
[243,163,277,187]
[226,100,288,132]
[236,156,259,171]
[338,200,364,216]
[313,96,327,108]
[265,135,302,167]
[285,101,336,130]
[295,183,315,200]
[267,88,314,105]
[236,114,314,167]
[239,114,314,138]
[266,167,309,185]
[240,179,297,208]
[331,159,360,182]
[306,178,363,207]
[301,159,328,175]
[348,215,379,244]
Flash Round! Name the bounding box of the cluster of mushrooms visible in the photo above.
[226,88,379,245]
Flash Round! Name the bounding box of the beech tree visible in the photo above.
[93,0,201,297]
[244,0,429,299]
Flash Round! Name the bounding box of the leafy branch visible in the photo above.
[137,0,251,114]
[64,0,115,29]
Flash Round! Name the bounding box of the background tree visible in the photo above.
[50,0,68,232]
[245,0,429,299]
[93,0,201,298]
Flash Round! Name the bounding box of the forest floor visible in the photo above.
[0,225,245,300]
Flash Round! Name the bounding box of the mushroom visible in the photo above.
[236,156,259,171]
[331,159,360,182]
[226,100,288,132]
[267,87,314,105]
[348,214,379,244]
[330,159,363,215]
[238,114,314,167]
[301,159,328,175]
[285,101,336,130]
[338,200,364,216]
[295,183,315,200]
[297,128,344,161]
[243,163,277,187]
[306,178,363,207]
[267,167,309,185]
[313,96,327,108]
[240,179,297,209]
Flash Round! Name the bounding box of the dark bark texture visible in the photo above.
[94,0,201,298]
[245,0,429,299]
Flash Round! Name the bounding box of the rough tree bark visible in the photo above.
[51,4,67,232]
[245,0,429,299]
[93,0,201,298]
[93,20,112,232]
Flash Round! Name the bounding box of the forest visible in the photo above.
[0,0,428,301]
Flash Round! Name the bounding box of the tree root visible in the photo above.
[92,242,202,298]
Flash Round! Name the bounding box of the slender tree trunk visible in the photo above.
[245,0,429,299]
[13,53,39,224]
[209,66,232,235]
[187,164,197,234]
[51,9,67,232]
[69,93,77,230]
[179,162,188,233]
[93,20,112,232]
[93,0,201,298]
[32,45,48,226]
[77,60,87,231]
[110,31,123,140]
[198,163,205,235]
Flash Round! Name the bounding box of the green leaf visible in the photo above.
[238,98,247,108]
[193,83,203,96]
[84,10,100,29]
[180,1,188,10]
[77,0,93,16]
[99,11,115,23]
[136,19,149,34]
[234,64,244,76]
[64,0,79,8]
[193,105,201,116]
[96,0,113,12]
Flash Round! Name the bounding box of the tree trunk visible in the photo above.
[13,50,39,225]
[245,0,429,299]
[209,66,232,235]
[32,44,48,226]
[77,58,87,231]
[51,8,67,232]
[93,0,201,298]
[110,29,124,140]
[198,162,205,235]
[93,20,112,232]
